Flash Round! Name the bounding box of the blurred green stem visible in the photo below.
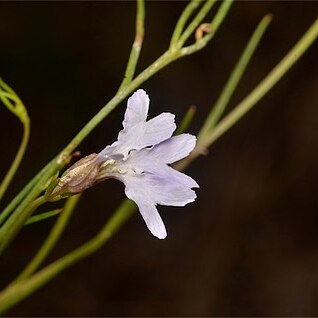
[201,17,318,147]
[198,14,272,139]
[0,79,30,201]
[14,195,81,283]
[175,105,197,135]
[0,199,136,314]
[0,120,30,201]
[0,157,56,226]
[0,196,47,254]
[177,17,318,171]
[25,209,62,226]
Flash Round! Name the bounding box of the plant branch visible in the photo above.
[118,0,145,91]
[201,17,318,148]
[0,121,30,201]
[198,14,272,139]
[177,0,216,48]
[176,17,318,171]
[0,79,30,201]
[170,0,204,48]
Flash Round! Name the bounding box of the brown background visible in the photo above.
[0,1,318,316]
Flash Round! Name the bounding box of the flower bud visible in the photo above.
[49,153,101,199]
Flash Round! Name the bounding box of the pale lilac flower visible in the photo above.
[97,89,199,239]
[51,89,199,239]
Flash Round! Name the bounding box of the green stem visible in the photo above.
[118,0,145,91]
[25,209,62,226]
[202,17,318,148]
[0,157,56,226]
[176,17,318,171]
[178,0,216,48]
[0,120,30,201]
[0,199,136,315]
[180,0,233,56]
[175,105,197,135]
[170,0,204,48]
[198,14,272,139]
[0,196,47,255]
[14,195,80,282]
[0,78,30,202]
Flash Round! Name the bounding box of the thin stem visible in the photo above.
[0,120,30,201]
[0,196,47,255]
[0,79,30,201]
[118,0,145,91]
[180,0,233,56]
[178,0,216,48]
[14,195,81,282]
[202,17,318,148]
[198,14,272,139]
[25,209,62,226]
[170,0,203,48]
[176,17,318,171]
[0,157,56,226]
[0,199,136,315]
[175,105,197,135]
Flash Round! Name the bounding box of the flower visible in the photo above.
[51,89,199,239]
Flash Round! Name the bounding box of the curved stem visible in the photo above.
[178,0,216,48]
[170,0,204,48]
[180,0,233,56]
[0,120,30,201]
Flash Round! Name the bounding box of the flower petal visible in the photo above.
[123,89,149,129]
[146,173,197,206]
[162,166,199,188]
[124,176,167,239]
[110,112,176,157]
[124,134,196,166]
[98,90,177,159]
[149,134,196,164]
[122,171,196,208]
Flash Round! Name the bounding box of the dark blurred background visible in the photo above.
[0,1,318,316]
